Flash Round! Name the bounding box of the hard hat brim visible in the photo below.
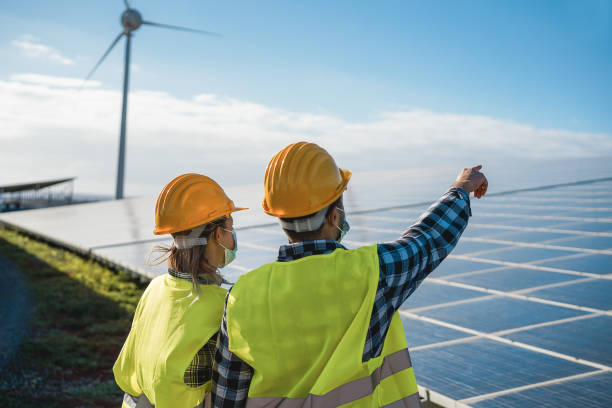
[154,206,248,235]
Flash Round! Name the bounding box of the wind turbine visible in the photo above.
[84,0,220,199]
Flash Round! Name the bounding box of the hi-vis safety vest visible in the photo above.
[113,274,227,408]
[226,244,421,407]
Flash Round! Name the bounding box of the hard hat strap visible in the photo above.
[174,225,208,249]
[279,206,328,233]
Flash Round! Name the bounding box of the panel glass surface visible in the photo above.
[417,297,587,333]
[472,372,612,408]
[230,245,278,271]
[502,316,612,366]
[349,214,418,230]
[450,240,510,255]
[400,315,471,348]
[470,203,578,216]
[527,279,612,310]
[558,221,612,233]
[345,227,406,244]
[237,226,288,248]
[399,281,486,310]
[468,215,578,228]
[444,268,580,292]
[549,235,612,250]
[559,210,612,218]
[469,246,576,263]
[93,240,169,279]
[431,257,500,276]
[411,338,592,400]
[458,225,515,238]
[478,230,578,243]
[537,254,612,275]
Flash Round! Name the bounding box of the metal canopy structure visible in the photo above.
[0,177,75,193]
[1,170,611,406]
[0,177,75,212]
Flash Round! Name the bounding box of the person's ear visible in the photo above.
[326,207,338,226]
[213,226,222,242]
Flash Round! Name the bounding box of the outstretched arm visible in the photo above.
[364,166,487,360]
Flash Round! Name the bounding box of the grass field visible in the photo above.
[0,228,146,407]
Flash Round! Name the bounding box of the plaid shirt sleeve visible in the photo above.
[363,187,471,360]
[184,336,217,387]
[212,288,253,407]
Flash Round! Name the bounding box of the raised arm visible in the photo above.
[365,166,487,358]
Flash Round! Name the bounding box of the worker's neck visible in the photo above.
[288,231,338,244]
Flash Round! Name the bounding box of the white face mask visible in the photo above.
[217,228,237,268]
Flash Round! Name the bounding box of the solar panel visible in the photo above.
[1,176,611,406]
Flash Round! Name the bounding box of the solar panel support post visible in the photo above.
[116,32,131,200]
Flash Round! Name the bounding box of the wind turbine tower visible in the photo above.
[84,0,219,199]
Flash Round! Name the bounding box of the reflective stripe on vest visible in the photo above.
[245,348,419,408]
[122,393,207,408]
[122,393,154,408]
[381,393,421,408]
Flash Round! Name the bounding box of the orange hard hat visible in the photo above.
[262,142,351,218]
[154,173,247,235]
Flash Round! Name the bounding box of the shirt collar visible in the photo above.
[168,268,225,285]
[277,239,346,262]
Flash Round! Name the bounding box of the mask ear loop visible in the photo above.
[335,206,344,231]
[335,207,349,242]
[216,227,235,250]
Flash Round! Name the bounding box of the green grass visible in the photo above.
[0,228,147,408]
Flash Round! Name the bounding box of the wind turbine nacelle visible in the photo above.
[121,9,143,32]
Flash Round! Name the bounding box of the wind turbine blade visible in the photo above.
[84,32,125,82]
[123,0,130,9]
[142,21,222,37]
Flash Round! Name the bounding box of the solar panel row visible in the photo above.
[0,177,610,406]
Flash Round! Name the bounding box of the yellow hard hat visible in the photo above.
[154,173,247,235]
[262,142,352,218]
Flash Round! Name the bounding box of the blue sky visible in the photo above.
[2,0,611,131]
[1,1,611,195]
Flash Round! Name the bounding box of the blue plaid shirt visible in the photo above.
[212,188,471,406]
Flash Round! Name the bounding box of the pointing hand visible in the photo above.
[452,165,488,199]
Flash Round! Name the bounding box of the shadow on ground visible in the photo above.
[0,231,145,408]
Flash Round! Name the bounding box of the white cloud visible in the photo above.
[11,36,74,65]
[10,73,101,88]
[0,73,610,196]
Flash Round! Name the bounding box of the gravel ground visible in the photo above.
[0,253,31,369]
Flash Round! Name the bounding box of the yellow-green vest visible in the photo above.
[114,274,227,408]
[226,245,421,407]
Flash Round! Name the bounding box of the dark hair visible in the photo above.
[149,217,228,294]
[281,196,343,242]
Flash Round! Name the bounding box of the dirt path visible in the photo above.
[0,254,31,369]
